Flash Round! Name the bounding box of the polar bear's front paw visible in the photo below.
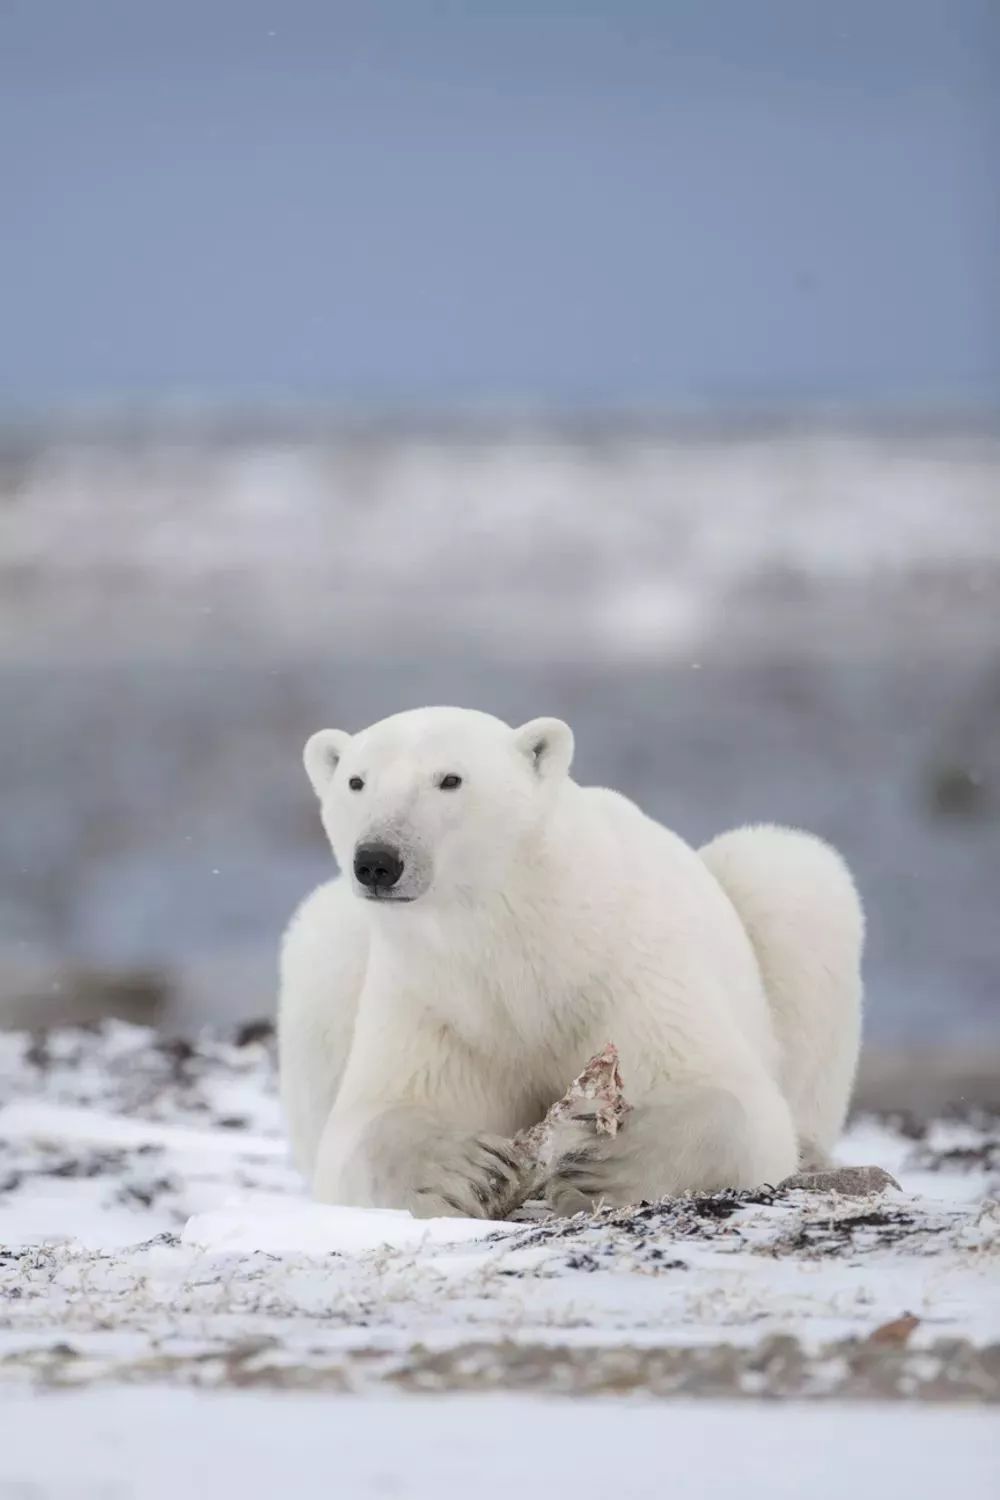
[541,1087,785,1215]
[409,1132,523,1220]
[541,1106,641,1216]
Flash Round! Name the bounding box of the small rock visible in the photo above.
[780,1164,901,1196]
[234,1019,275,1048]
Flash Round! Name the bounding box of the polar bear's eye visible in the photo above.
[438,773,463,791]
[348,776,365,791]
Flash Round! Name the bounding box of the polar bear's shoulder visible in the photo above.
[578,783,649,824]
[570,782,706,887]
[576,782,682,848]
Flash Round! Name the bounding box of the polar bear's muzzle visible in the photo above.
[354,841,407,897]
[352,837,432,903]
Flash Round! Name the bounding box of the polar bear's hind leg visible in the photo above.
[699,824,864,1166]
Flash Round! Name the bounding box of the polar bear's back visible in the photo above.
[570,782,782,1072]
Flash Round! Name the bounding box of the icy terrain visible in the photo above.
[1,1022,997,1496]
[2,1391,997,1500]
[1,1022,997,1398]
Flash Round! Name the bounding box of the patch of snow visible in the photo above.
[0,1390,996,1500]
[0,1100,285,1161]
[183,1196,520,1255]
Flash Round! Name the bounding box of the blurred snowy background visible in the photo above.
[1,2,998,1063]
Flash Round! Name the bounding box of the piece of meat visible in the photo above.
[493,1042,630,1218]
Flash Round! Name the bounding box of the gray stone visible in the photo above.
[780,1164,902,1196]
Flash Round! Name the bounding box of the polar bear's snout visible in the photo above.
[353,841,405,897]
[350,828,433,903]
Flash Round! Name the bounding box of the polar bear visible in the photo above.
[278,707,863,1217]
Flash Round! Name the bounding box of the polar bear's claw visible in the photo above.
[407,1131,524,1219]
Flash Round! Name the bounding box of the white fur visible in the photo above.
[279,707,863,1216]
[699,825,864,1169]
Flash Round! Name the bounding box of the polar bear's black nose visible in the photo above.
[354,842,405,893]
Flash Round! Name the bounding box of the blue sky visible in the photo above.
[1,0,997,409]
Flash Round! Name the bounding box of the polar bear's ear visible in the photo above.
[513,717,574,781]
[303,729,351,797]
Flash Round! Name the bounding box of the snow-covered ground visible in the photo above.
[1,1023,997,1403]
[2,1390,997,1500]
[0,1022,997,1495]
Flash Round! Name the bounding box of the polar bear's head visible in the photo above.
[303,707,574,906]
